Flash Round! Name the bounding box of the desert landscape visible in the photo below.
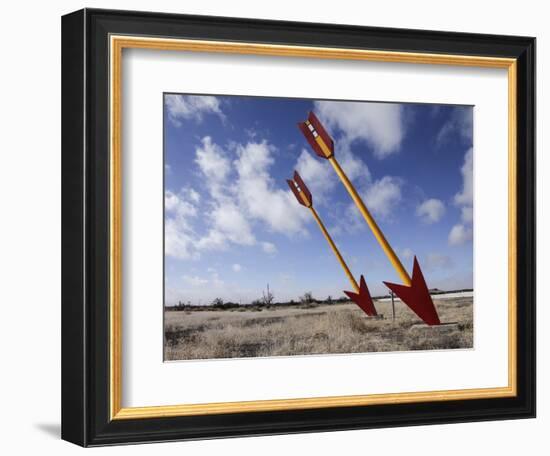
[164,293,473,361]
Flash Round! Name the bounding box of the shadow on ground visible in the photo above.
[35,423,60,439]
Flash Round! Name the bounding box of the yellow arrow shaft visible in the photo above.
[309,206,359,293]
[328,156,412,286]
[310,128,410,285]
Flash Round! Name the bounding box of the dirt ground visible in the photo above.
[164,297,473,361]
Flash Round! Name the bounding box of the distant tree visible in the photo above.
[261,283,275,305]
[211,297,224,307]
[300,291,314,304]
[326,295,333,304]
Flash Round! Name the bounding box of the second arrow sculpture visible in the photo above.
[298,111,441,326]
[287,171,377,317]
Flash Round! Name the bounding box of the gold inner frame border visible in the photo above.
[109,35,517,420]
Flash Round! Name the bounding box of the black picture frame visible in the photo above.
[62,8,535,447]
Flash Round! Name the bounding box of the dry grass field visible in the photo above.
[164,296,473,361]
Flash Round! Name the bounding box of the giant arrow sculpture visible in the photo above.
[298,111,440,326]
[287,171,377,317]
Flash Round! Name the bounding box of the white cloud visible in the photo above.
[401,248,414,260]
[234,141,274,177]
[436,107,473,146]
[194,138,257,251]
[182,275,209,286]
[232,263,242,272]
[210,271,224,287]
[182,270,225,289]
[165,219,198,260]
[341,205,367,234]
[416,198,445,224]
[165,138,254,258]
[234,141,309,235]
[164,189,199,260]
[186,188,200,204]
[210,201,255,246]
[449,148,474,245]
[261,241,277,255]
[165,182,253,259]
[194,229,227,251]
[424,253,454,271]
[454,148,473,207]
[338,138,371,181]
[165,94,224,125]
[245,128,258,139]
[337,175,403,234]
[448,224,473,245]
[165,189,197,219]
[314,100,406,158]
[461,206,473,223]
[362,176,403,219]
[166,137,311,261]
[295,149,336,202]
[294,140,371,206]
[194,136,231,187]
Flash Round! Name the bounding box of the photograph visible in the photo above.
[163,94,474,361]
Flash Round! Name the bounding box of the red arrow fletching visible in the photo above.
[307,111,334,156]
[297,111,334,159]
[297,121,326,159]
[286,179,304,206]
[287,171,312,207]
[293,171,312,206]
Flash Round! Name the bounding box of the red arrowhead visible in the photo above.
[344,275,378,317]
[383,257,441,325]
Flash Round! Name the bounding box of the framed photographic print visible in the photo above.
[61,8,535,447]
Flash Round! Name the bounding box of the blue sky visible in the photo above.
[164,94,473,306]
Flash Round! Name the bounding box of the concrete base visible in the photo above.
[409,322,460,332]
[363,314,384,320]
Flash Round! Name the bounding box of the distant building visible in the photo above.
[429,288,444,295]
